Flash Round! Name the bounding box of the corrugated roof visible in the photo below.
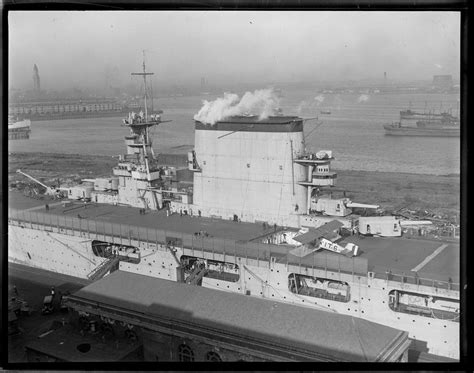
[71,270,406,361]
[294,220,344,244]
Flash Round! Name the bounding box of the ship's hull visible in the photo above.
[8,220,459,360]
[384,124,459,137]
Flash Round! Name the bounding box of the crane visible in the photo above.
[16,169,63,197]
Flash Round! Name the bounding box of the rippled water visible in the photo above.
[8,89,460,175]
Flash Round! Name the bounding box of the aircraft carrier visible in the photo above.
[8,61,460,360]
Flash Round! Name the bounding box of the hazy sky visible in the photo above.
[9,11,460,90]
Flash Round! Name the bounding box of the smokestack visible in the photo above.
[33,64,40,92]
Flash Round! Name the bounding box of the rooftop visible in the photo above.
[214,115,302,124]
[69,270,408,362]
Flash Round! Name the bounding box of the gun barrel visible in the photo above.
[346,202,379,209]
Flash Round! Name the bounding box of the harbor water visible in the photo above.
[8,90,460,176]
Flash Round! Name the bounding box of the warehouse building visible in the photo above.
[23,271,411,362]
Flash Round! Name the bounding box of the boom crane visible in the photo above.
[16,169,63,197]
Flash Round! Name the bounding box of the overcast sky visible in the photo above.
[8,11,460,90]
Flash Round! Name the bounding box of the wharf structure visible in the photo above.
[25,270,410,362]
[8,99,135,121]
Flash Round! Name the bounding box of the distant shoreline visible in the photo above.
[7,151,460,178]
[8,151,460,221]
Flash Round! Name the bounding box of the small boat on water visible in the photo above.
[8,115,31,140]
[320,110,331,115]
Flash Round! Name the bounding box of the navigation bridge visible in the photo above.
[294,150,337,214]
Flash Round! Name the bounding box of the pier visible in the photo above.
[8,99,138,121]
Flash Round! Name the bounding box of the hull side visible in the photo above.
[384,126,459,137]
[8,222,459,359]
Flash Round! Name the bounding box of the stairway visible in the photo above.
[88,257,120,281]
[186,265,208,285]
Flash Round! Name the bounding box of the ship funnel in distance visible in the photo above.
[193,88,280,125]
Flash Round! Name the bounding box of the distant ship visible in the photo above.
[8,116,31,140]
[384,122,460,137]
[385,108,460,137]
[400,109,457,122]
[320,110,331,115]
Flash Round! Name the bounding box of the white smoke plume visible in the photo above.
[357,94,370,103]
[314,95,325,106]
[296,101,307,114]
[194,88,280,125]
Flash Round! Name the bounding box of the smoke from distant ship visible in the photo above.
[314,95,325,106]
[194,88,280,125]
[357,94,370,103]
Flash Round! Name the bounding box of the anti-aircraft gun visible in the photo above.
[311,196,379,217]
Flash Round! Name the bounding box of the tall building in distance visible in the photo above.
[33,64,40,92]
